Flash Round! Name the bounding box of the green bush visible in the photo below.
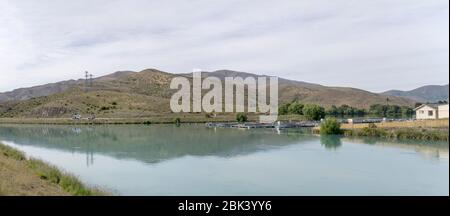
[320,118,342,135]
[236,113,248,123]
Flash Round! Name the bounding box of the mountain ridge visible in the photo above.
[382,84,449,103]
[0,68,416,118]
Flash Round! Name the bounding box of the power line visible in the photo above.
[84,71,94,91]
[85,71,89,92]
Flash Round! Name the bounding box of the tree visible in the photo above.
[338,104,351,116]
[369,104,387,117]
[236,113,248,123]
[320,118,342,135]
[278,103,290,115]
[400,106,414,117]
[302,104,325,120]
[386,105,401,117]
[288,101,304,115]
[327,105,339,116]
[354,108,366,116]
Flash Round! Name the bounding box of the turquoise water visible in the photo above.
[0,124,448,195]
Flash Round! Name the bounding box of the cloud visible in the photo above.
[0,0,448,92]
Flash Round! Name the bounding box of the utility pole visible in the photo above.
[85,71,89,92]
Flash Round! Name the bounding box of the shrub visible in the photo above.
[361,127,388,137]
[99,106,110,111]
[320,118,342,135]
[236,113,248,123]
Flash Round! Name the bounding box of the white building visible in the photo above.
[438,104,449,119]
[414,104,449,120]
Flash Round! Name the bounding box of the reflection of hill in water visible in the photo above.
[0,124,314,163]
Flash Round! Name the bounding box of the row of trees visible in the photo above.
[279,101,415,120]
[327,105,366,116]
[368,104,414,117]
[278,101,326,120]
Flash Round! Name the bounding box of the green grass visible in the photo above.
[0,143,107,196]
[0,144,26,161]
[28,158,103,196]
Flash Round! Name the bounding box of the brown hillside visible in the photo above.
[0,69,416,118]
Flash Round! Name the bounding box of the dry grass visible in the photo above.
[0,143,106,196]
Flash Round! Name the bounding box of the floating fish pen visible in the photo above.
[205,121,319,129]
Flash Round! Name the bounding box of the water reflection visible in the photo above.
[0,124,448,166]
[320,135,342,149]
[0,124,314,165]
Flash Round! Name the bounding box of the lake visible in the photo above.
[0,124,448,196]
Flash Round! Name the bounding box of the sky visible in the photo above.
[0,0,448,93]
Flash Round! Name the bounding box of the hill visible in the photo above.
[0,69,415,118]
[382,84,449,103]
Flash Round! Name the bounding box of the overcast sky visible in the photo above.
[0,0,448,93]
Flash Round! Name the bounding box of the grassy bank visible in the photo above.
[341,119,449,129]
[0,143,106,196]
[343,127,449,142]
[316,119,449,142]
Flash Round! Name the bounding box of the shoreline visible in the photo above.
[341,127,449,142]
[1,117,448,142]
[0,114,308,125]
[0,143,107,196]
[315,119,449,142]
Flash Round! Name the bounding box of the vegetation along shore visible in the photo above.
[318,118,449,142]
[0,143,106,196]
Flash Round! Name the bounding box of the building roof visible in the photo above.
[414,103,447,111]
[414,104,437,111]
